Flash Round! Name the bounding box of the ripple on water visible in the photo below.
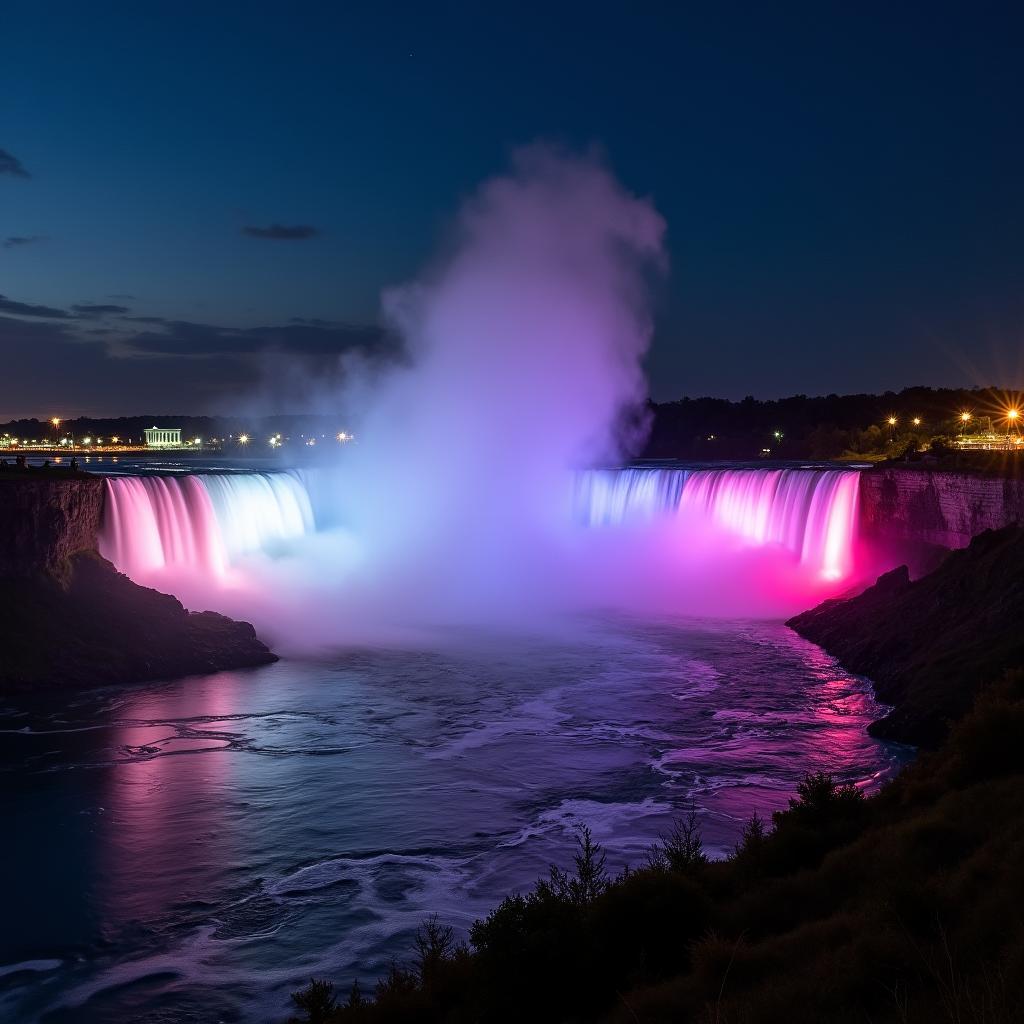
[0,616,909,1024]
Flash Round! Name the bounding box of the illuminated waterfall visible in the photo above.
[100,466,860,597]
[99,471,315,580]
[576,467,860,579]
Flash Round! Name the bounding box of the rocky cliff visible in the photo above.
[0,471,276,691]
[859,467,1024,549]
[788,525,1024,746]
[0,473,105,574]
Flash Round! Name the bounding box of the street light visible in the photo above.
[50,417,60,447]
[912,417,921,427]
[959,411,972,436]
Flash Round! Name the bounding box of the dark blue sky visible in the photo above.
[2,2,1023,416]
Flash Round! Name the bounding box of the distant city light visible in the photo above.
[773,430,783,439]
[912,417,921,426]
[51,417,60,428]
[337,431,351,442]
[238,434,250,445]
[887,416,897,426]
[193,437,202,445]
[960,412,972,422]
[1008,408,1020,422]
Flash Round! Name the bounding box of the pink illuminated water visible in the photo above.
[99,471,314,583]
[576,466,860,580]
[98,464,863,638]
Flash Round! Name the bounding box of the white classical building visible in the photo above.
[144,426,182,448]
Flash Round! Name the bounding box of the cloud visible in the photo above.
[0,149,30,178]
[122,318,389,357]
[3,235,45,249]
[0,293,69,318]
[242,224,320,240]
[0,314,258,416]
[72,303,131,316]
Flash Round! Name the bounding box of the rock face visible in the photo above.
[0,473,105,574]
[859,467,1024,549]
[788,525,1024,747]
[0,472,277,692]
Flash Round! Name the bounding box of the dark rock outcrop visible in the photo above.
[788,525,1024,747]
[0,551,276,691]
[0,473,277,692]
[0,473,104,574]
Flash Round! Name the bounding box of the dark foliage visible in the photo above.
[640,385,1023,461]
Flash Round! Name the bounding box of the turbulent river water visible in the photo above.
[1,614,905,1023]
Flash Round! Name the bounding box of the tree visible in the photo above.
[646,808,708,874]
[289,978,337,1024]
[544,825,610,905]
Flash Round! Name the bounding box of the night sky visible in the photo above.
[2,3,1023,417]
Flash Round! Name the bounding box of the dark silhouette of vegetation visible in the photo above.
[288,668,1024,1023]
[289,979,337,1024]
[640,385,1024,462]
[646,807,708,874]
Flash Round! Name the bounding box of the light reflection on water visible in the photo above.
[0,616,908,1023]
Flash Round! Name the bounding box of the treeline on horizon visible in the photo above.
[1,386,1015,458]
[641,385,1020,461]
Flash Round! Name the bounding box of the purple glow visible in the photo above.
[97,148,869,647]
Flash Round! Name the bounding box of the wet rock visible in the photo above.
[788,525,1024,747]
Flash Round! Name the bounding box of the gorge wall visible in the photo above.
[0,474,104,575]
[858,467,1024,549]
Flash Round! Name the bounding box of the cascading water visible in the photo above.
[101,466,861,600]
[99,471,315,582]
[575,466,860,580]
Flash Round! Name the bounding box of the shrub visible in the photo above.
[646,808,709,874]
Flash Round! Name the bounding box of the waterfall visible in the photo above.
[576,466,860,579]
[100,466,861,593]
[99,471,315,580]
